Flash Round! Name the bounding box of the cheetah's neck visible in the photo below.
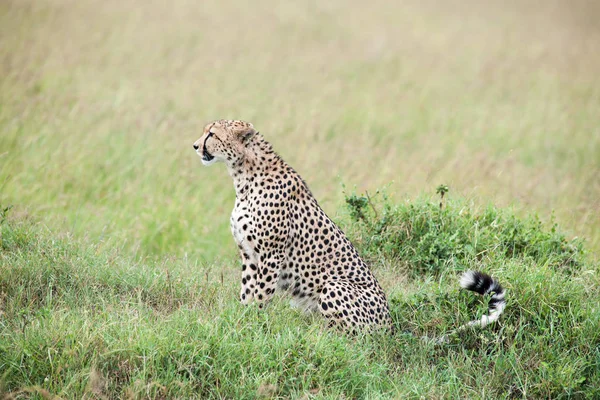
[227,134,283,198]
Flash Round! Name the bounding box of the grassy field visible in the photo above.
[1,0,600,398]
[1,196,599,398]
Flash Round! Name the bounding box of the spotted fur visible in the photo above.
[193,119,391,331]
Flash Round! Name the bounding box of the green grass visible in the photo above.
[1,0,600,259]
[1,199,599,399]
[1,0,600,398]
[343,189,586,276]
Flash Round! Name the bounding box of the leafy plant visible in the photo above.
[0,204,12,225]
[436,184,449,210]
[344,188,585,276]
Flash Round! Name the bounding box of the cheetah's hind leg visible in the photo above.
[318,280,391,333]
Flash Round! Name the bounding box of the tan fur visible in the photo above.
[194,119,392,331]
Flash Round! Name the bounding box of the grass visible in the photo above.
[1,0,599,259]
[1,199,599,398]
[343,189,586,276]
[1,0,600,398]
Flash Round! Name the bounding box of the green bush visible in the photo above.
[344,188,585,276]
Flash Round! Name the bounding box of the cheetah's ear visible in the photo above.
[237,126,257,144]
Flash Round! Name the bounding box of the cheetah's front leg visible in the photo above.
[238,248,283,307]
[234,202,288,308]
[238,249,258,305]
[250,250,283,306]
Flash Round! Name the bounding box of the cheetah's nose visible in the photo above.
[193,144,199,150]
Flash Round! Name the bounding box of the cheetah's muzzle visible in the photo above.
[202,147,214,162]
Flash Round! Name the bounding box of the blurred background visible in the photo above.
[1,0,599,260]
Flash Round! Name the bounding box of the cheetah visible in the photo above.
[193,119,506,333]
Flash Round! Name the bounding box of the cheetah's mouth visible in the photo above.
[202,147,214,163]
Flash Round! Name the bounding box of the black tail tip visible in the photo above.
[459,270,503,295]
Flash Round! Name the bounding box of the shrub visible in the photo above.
[343,187,585,276]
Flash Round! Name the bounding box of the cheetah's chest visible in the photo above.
[230,201,255,260]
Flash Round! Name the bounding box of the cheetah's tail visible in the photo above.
[458,270,506,329]
[430,270,506,344]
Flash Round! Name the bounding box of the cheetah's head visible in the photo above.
[193,119,256,167]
